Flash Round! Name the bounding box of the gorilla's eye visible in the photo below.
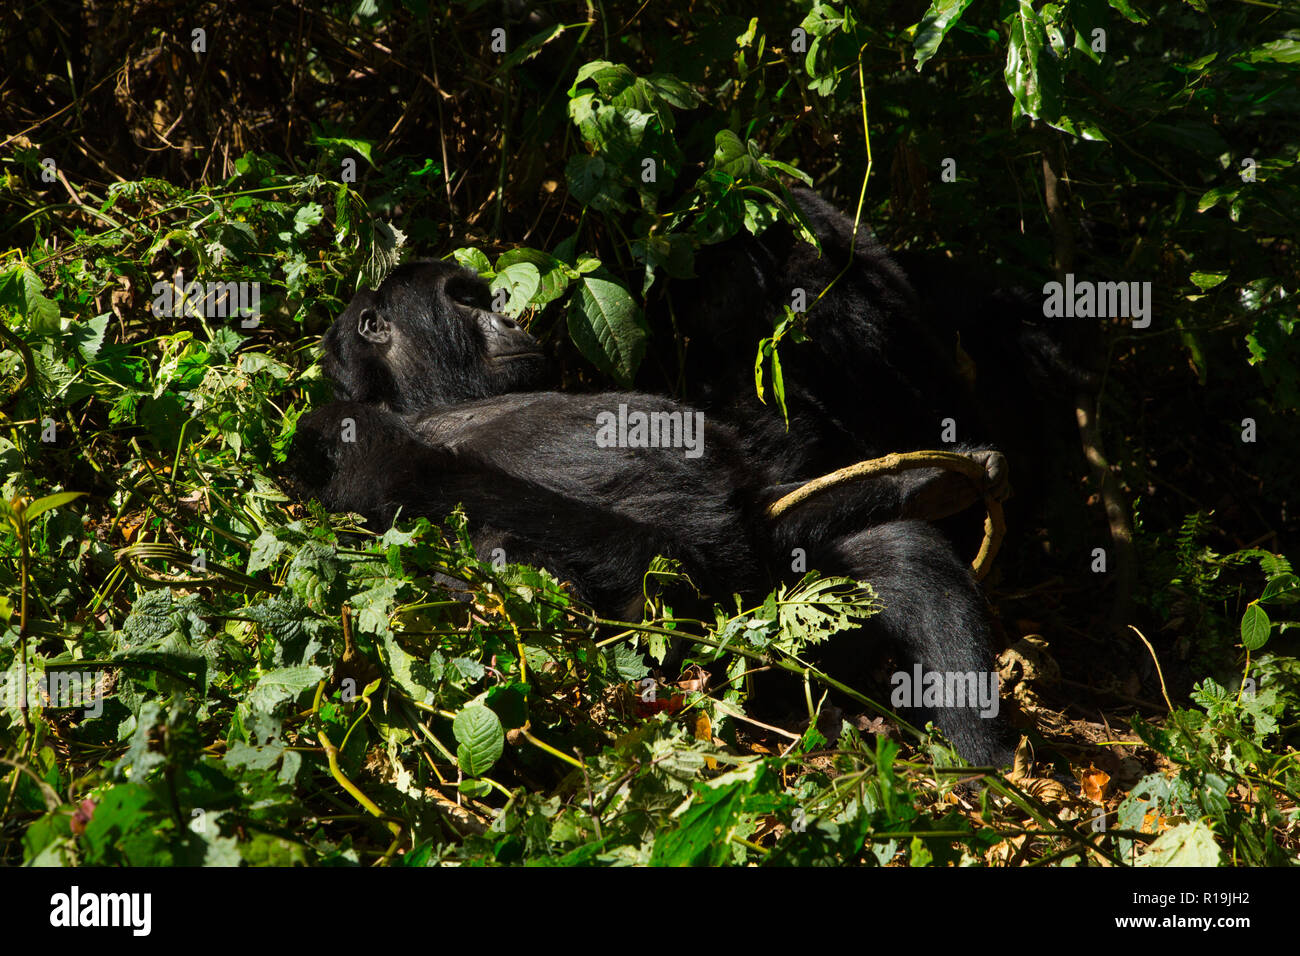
[445,277,489,310]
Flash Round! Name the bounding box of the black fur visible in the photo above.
[665,187,1090,489]
[293,262,1015,766]
[323,260,547,413]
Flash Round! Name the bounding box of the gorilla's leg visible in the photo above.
[808,521,1014,767]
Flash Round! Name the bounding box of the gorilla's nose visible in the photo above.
[492,313,520,332]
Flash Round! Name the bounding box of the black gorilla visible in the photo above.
[321,262,548,412]
[664,188,1088,480]
[658,188,1090,556]
[293,261,1013,765]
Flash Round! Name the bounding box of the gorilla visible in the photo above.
[320,263,549,414]
[658,187,1090,552]
[292,260,1014,766]
[332,188,1080,545]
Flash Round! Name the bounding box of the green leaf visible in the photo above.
[1189,271,1228,292]
[246,529,287,575]
[21,491,86,523]
[651,764,768,866]
[1246,38,1300,64]
[630,234,694,281]
[285,541,343,612]
[758,158,813,186]
[1003,0,1062,124]
[913,0,976,72]
[711,130,763,181]
[565,154,626,212]
[453,705,505,776]
[1240,603,1271,651]
[490,262,541,317]
[1046,114,1108,142]
[607,642,650,681]
[767,575,879,655]
[645,73,702,109]
[293,203,324,234]
[1197,184,1239,213]
[381,630,434,703]
[238,352,292,379]
[1259,573,1300,604]
[1105,0,1147,24]
[70,314,110,363]
[496,248,571,305]
[565,271,647,386]
[1136,821,1222,867]
[362,219,407,288]
[313,135,376,166]
[499,21,567,70]
[353,578,399,637]
[452,247,493,276]
[248,665,327,714]
[0,264,60,332]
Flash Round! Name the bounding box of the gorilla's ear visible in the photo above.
[357,308,391,344]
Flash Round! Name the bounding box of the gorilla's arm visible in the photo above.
[291,399,768,615]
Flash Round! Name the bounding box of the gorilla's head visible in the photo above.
[322,260,548,413]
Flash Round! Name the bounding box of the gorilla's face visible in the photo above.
[322,260,548,413]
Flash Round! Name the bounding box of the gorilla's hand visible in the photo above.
[900,449,1010,522]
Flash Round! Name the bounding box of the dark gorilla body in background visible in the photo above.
[292,259,1014,765]
[661,188,1091,530]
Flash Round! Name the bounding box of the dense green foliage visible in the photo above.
[1,0,1298,865]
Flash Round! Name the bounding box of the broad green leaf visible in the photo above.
[1240,603,1270,651]
[490,262,541,317]
[453,705,504,777]
[496,248,571,305]
[1259,573,1300,604]
[651,764,768,866]
[645,72,702,109]
[0,264,60,332]
[565,154,627,212]
[239,352,292,379]
[452,247,493,276]
[566,271,647,386]
[1004,0,1062,124]
[1137,821,1223,867]
[758,158,813,185]
[312,135,376,166]
[362,219,406,289]
[1247,38,1300,64]
[630,235,694,280]
[712,130,763,181]
[248,666,326,714]
[1189,271,1227,292]
[1197,184,1238,213]
[70,314,110,363]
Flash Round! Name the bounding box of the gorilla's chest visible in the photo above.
[408,394,751,525]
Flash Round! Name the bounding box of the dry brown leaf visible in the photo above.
[1022,777,1070,803]
[693,710,712,742]
[1009,734,1034,780]
[695,711,717,769]
[675,664,710,694]
[1081,765,1111,802]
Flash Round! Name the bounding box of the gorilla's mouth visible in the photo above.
[493,349,544,362]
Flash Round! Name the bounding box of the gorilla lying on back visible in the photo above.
[293,260,1013,766]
